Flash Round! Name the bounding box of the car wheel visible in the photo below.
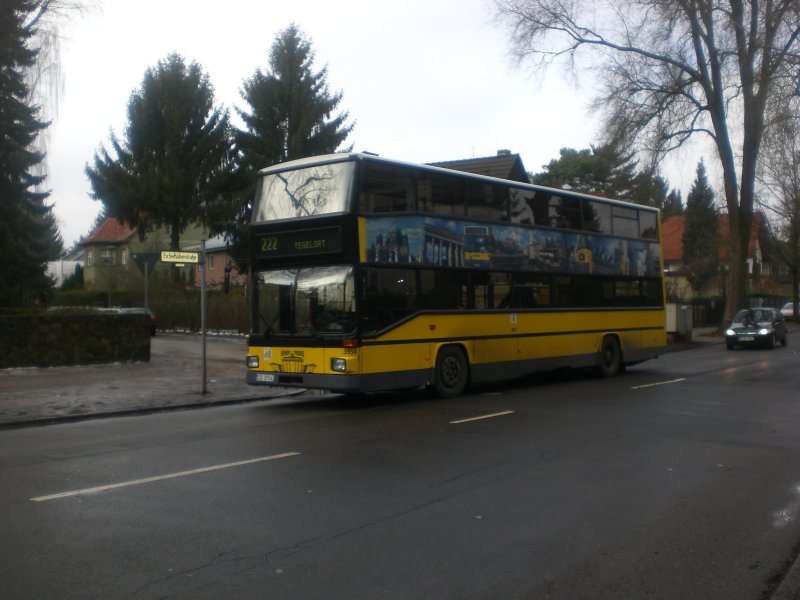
[726,341,735,350]
[433,346,469,398]
[781,332,788,347]
[597,335,621,377]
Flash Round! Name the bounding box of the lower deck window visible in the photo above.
[359,266,663,331]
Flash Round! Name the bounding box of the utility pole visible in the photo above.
[201,239,207,395]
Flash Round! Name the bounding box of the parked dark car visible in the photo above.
[100,307,157,336]
[725,307,787,349]
[118,308,157,336]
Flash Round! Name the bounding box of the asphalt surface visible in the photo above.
[3,325,800,599]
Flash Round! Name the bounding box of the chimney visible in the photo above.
[497,149,511,157]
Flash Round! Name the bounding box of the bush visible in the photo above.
[52,290,109,307]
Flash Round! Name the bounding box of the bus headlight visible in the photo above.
[331,358,347,372]
[247,355,260,368]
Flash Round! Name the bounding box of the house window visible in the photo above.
[87,249,94,266]
[208,255,215,270]
[101,246,115,265]
[121,249,127,266]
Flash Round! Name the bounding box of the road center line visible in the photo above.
[30,452,301,502]
[630,378,686,390]
[450,410,515,424]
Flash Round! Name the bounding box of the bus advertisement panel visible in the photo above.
[362,215,660,277]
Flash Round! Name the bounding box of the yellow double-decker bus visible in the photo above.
[245,153,666,398]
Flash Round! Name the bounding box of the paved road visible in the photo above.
[1,340,800,599]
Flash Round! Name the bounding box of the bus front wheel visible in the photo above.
[597,335,621,378]
[433,346,469,398]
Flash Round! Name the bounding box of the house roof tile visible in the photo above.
[661,215,686,262]
[429,152,529,183]
[81,218,136,245]
[661,213,766,262]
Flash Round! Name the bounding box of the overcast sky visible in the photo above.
[46,0,694,250]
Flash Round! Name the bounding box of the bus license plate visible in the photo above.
[256,373,276,383]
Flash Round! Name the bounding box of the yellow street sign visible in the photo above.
[161,251,200,264]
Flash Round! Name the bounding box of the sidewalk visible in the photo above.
[0,334,294,428]
[665,325,724,351]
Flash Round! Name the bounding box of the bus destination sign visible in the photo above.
[257,226,342,259]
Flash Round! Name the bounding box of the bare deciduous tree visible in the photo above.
[758,109,800,320]
[21,0,94,164]
[493,0,800,321]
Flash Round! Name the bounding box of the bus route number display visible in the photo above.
[257,226,342,258]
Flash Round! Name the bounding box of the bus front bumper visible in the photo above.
[246,369,431,393]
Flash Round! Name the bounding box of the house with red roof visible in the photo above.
[661,212,786,303]
[183,235,249,288]
[80,219,212,291]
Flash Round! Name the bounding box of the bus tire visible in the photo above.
[597,335,621,378]
[433,346,469,398]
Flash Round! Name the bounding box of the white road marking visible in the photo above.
[450,410,515,424]
[31,452,300,502]
[630,378,686,390]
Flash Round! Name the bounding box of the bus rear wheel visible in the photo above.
[597,335,621,378]
[433,346,469,398]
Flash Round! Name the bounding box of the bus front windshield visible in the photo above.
[257,266,356,336]
[251,161,355,222]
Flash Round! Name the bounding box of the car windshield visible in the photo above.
[734,309,770,323]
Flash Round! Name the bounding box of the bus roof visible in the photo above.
[256,152,661,214]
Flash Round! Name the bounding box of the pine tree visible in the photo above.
[531,144,636,197]
[236,24,353,198]
[682,161,719,292]
[531,143,671,208]
[663,189,685,217]
[86,54,235,251]
[0,0,63,307]
[629,172,669,210]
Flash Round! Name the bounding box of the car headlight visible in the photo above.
[758,328,770,335]
[725,329,735,336]
[331,357,347,372]
[247,355,259,368]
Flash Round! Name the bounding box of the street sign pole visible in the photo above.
[201,240,207,395]
[159,249,205,393]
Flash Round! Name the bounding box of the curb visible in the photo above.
[0,389,308,430]
[768,545,800,599]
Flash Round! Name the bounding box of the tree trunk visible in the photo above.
[724,207,751,323]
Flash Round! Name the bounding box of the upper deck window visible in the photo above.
[252,161,355,222]
[612,205,640,238]
[359,163,417,212]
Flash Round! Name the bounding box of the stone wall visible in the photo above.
[0,314,151,368]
